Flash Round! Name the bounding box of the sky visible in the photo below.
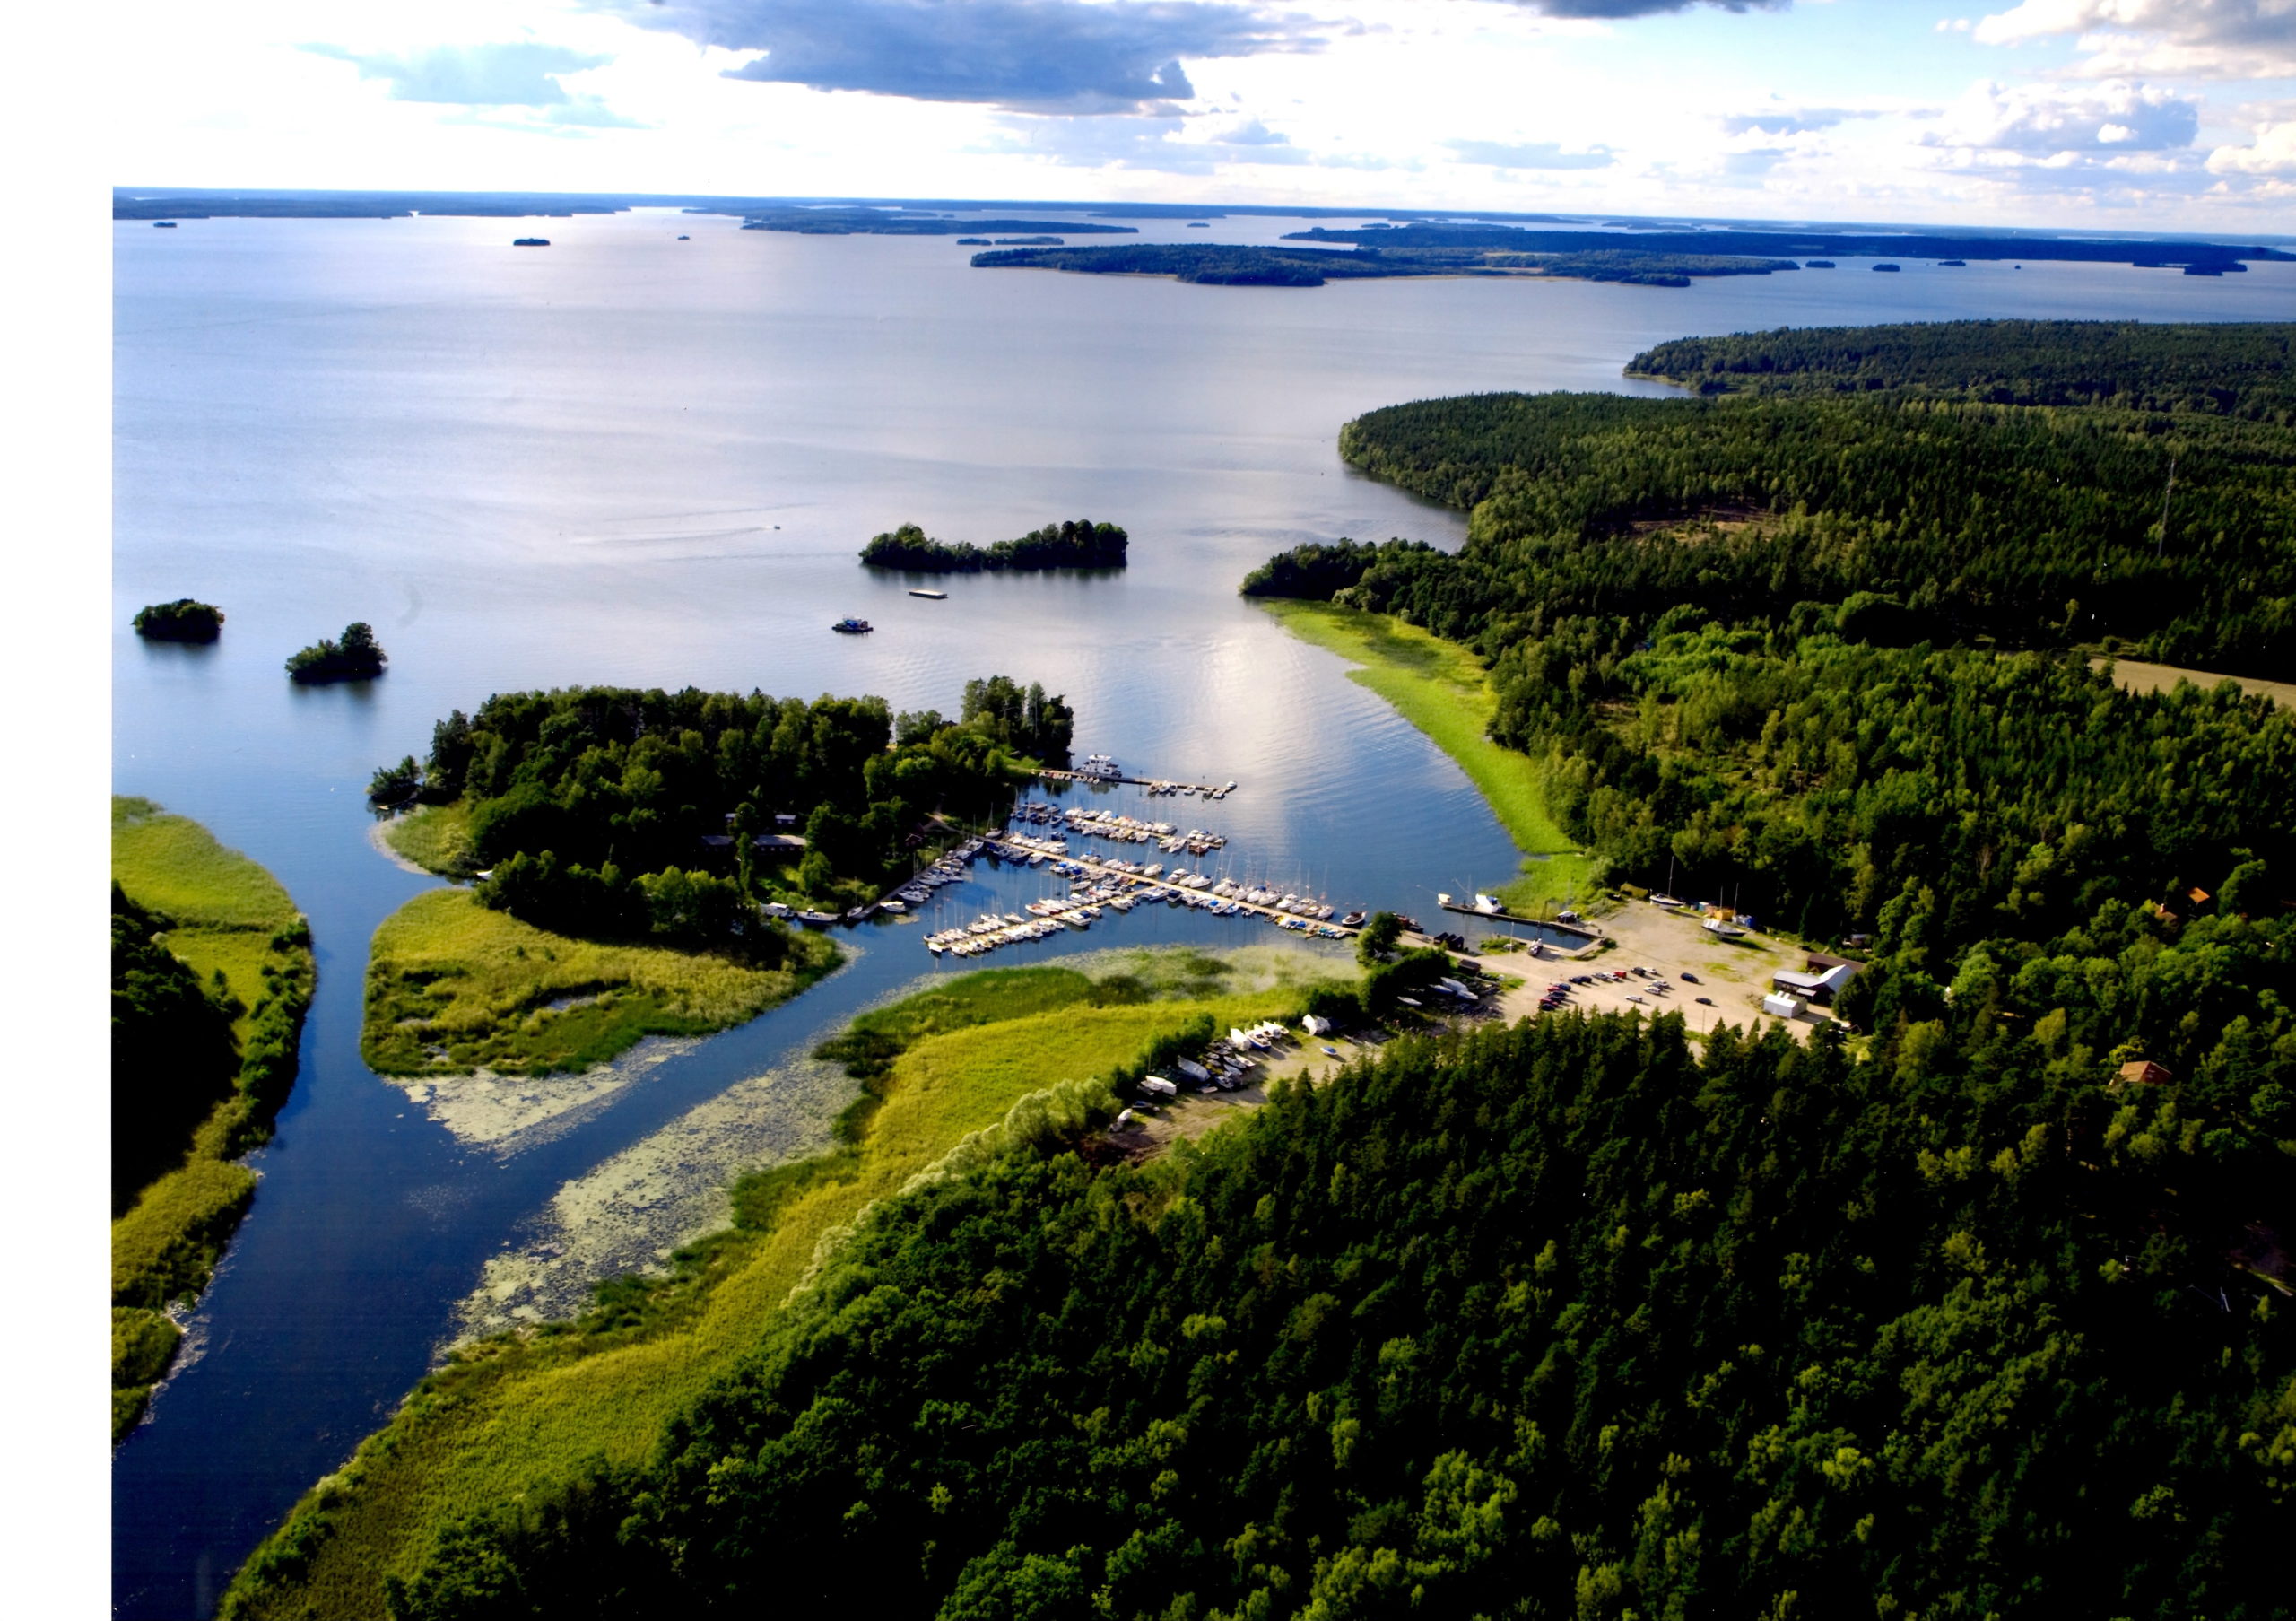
[105,0,2296,231]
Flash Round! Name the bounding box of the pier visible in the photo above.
[1035,768,1237,798]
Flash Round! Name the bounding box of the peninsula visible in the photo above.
[359,675,1074,1076]
[111,798,314,1439]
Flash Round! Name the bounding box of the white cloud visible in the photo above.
[1971,0,2296,79]
[2207,119,2296,173]
[1719,105,1878,135]
[1444,137,1617,169]
[983,110,1315,170]
[301,40,610,105]
[1928,77,2198,151]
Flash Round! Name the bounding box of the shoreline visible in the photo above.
[365,815,438,877]
[1252,598,1598,910]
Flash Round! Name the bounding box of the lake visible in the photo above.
[110,205,2292,1616]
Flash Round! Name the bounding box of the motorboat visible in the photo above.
[908,589,947,599]
[831,617,874,633]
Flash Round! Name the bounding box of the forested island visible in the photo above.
[971,241,1803,288]
[739,209,1134,237]
[859,518,1128,571]
[285,621,387,684]
[112,799,314,1439]
[132,598,225,641]
[1283,221,2288,271]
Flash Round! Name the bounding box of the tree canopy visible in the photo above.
[372,675,1074,941]
[860,519,1129,573]
[286,621,387,684]
[132,598,225,641]
[385,925,2294,1619]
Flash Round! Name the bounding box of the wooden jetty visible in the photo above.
[1035,768,1237,798]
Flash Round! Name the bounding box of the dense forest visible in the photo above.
[369,674,1070,941]
[286,621,387,683]
[110,885,241,1213]
[1248,366,2296,679]
[132,598,225,641]
[860,519,1129,572]
[1237,323,2296,947]
[386,875,2293,1619]
[1629,320,2296,421]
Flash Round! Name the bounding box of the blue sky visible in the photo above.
[110,1,2296,229]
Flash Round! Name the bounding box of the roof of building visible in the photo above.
[1774,962,1861,995]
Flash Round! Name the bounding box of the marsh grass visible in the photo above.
[111,797,316,1437]
[222,950,1352,1621]
[362,888,839,1076]
[381,801,476,877]
[113,797,301,931]
[1257,600,1598,908]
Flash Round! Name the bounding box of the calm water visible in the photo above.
[111,206,2292,1615]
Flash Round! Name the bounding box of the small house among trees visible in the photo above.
[2117,1059,2175,1089]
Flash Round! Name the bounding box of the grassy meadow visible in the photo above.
[223,949,1354,1621]
[379,800,476,876]
[363,887,841,1076]
[1256,599,1597,908]
[111,797,316,1439]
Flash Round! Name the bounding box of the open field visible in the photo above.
[2096,656,2296,710]
[111,797,315,1439]
[113,797,300,932]
[362,887,839,1076]
[224,948,1352,1621]
[1256,599,1597,908]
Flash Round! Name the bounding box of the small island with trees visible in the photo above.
[132,599,225,641]
[859,519,1128,572]
[285,621,387,684]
